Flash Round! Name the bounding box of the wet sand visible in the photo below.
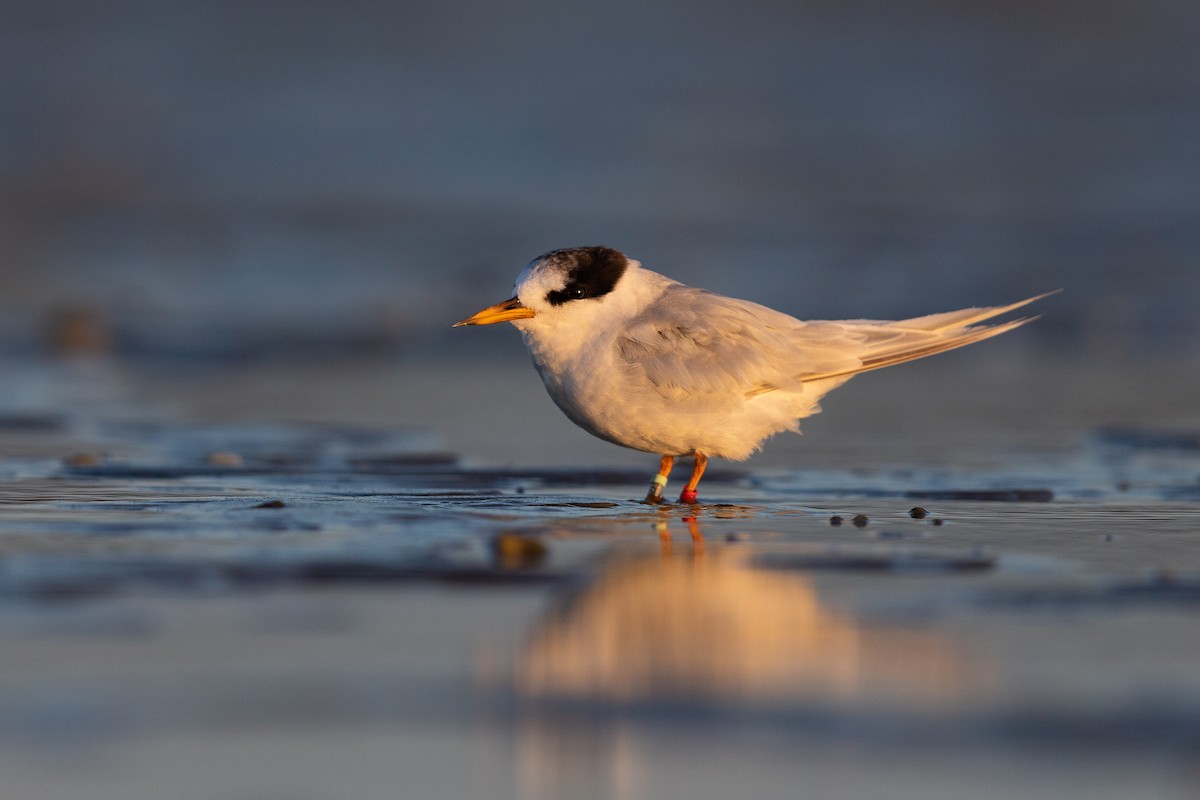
[0,352,1198,799]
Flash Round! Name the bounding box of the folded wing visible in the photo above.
[616,288,1054,401]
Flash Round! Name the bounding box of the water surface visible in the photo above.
[1,354,1198,799]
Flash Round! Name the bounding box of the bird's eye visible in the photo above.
[544,282,593,306]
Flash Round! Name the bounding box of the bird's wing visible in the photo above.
[617,287,1052,400]
[615,286,864,402]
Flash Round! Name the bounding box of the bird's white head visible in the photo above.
[453,246,637,331]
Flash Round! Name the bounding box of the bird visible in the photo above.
[454,246,1052,505]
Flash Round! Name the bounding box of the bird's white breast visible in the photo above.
[513,267,669,451]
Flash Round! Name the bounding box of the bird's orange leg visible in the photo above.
[678,452,708,504]
[643,455,675,504]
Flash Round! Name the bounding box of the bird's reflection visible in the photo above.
[653,513,704,558]
[517,517,972,707]
[509,516,979,799]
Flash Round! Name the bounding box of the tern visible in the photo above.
[455,246,1050,504]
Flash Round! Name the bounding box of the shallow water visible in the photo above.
[1,354,1198,799]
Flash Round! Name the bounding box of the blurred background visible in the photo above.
[2,0,1197,351]
[0,0,1197,460]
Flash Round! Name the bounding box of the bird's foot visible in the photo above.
[643,482,667,504]
[679,488,699,504]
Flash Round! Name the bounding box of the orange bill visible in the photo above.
[453,296,536,327]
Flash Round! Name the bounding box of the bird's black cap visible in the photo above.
[540,246,628,306]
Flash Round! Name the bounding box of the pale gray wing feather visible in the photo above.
[615,286,866,403]
[617,286,1048,401]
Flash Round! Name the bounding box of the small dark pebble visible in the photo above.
[852,514,869,527]
[725,532,746,542]
[1104,533,1116,542]
[829,515,844,526]
[909,506,928,519]
[931,518,944,526]
[253,499,287,509]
